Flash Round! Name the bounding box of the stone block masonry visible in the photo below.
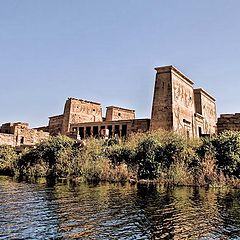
[0,133,15,146]
[217,113,240,133]
[106,106,135,121]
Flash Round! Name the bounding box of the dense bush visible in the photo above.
[136,137,162,179]
[213,131,240,177]
[16,135,78,178]
[15,136,132,182]
[196,137,216,158]
[108,131,198,181]
[0,145,17,175]
[195,131,240,178]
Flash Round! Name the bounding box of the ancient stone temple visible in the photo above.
[150,66,217,137]
[0,65,218,147]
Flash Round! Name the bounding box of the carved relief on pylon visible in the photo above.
[174,106,183,130]
[173,82,193,107]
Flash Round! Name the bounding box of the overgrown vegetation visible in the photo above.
[0,145,17,176]
[1,130,240,187]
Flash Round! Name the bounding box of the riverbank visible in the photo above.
[1,130,240,187]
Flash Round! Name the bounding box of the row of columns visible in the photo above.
[72,124,128,139]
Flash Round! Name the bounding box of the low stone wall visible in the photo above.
[217,113,240,133]
[0,133,15,146]
[130,119,150,133]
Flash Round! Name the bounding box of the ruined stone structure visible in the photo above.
[217,113,240,133]
[106,106,135,121]
[48,98,149,138]
[0,65,218,146]
[0,122,49,147]
[150,66,217,137]
[48,98,103,136]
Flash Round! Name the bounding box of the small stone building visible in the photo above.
[0,122,49,147]
[150,66,217,137]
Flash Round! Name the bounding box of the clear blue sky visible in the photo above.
[0,0,240,127]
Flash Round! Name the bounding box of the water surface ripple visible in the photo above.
[1,176,240,239]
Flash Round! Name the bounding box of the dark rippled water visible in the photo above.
[1,177,240,239]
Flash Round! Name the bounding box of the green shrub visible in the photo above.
[17,135,77,178]
[107,144,135,165]
[0,145,17,175]
[197,137,216,159]
[213,131,240,177]
[75,138,133,182]
[135,136,162,180]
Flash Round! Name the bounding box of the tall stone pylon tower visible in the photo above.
[150,66,195,138]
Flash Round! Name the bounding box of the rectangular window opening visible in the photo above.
[114,125,120,136]
[186,130,190,139]
[79,127,84,139]
[93,126,99,137]
[107,125,112,138]
[121,124,127,138]
[86,127,91,137]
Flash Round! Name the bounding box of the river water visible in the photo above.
[1,176,240,239]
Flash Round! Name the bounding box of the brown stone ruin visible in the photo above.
[0,122,49,148]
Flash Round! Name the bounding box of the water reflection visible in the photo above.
[1,176,240,239]
[0,176,60,239]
